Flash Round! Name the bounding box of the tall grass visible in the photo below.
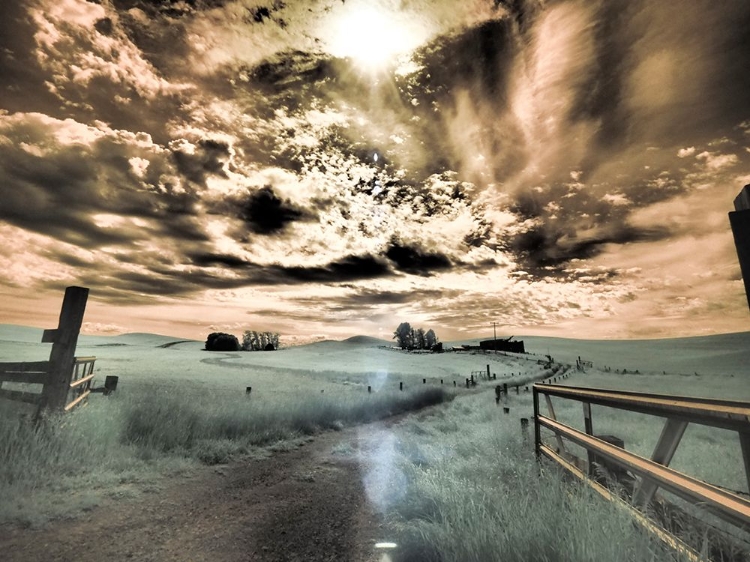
[379,391,692,562]
[0,385,450,525]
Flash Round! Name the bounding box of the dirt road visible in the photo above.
[0,423,396,562]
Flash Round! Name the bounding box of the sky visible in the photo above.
[1,0,750,343]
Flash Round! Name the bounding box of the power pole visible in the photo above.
[491,322,498,354]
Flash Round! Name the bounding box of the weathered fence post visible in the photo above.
[368,385,372,393]
[399,382,403,391]
[503,407,510,414]
[486,364,490,379]
[495,385,501,404]
[453,380,456,387]
[516,385,520,395]
[729,185,750,310]
[38,286,89,416]
[104,376,118,395]
[246,386,252,396]
[503,383,508,395]
[423,378,426,384]
[520,418,529,442]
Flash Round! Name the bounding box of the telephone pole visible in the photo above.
[491,321,498,354]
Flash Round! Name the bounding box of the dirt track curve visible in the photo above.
[0,423,394,562]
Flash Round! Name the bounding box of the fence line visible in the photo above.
[533,383,750,559]
[0,287,96,416]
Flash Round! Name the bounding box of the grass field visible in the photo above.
[369,391,693,562]
[1,325,748,559]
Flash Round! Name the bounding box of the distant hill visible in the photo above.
[0,325,197,348]
[447,332,750,377]
[341,335,392,346]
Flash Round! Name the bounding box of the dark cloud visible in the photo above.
[277,255,392,283]
[385,243,452,276]
[507,221,670,277]
[335,287,458,306]
[238,186,314,235]
[0,115,208,248]
[188,253,393,285]
[189,253,249,269]
[171,138,231,185]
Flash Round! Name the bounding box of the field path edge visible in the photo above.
[0,422,395,562]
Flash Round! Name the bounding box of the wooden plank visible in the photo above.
[64,389,90,412]
[69,373,95,389]
[544,394,567,455]
[540,444,706,562]
[535,384,750,432]
[583,402,595,476]
[0,388,42,405]
[533,386,541,460]
[0,361,50,373]
[41,329,58,343]
[539,415,750,530]
[38,287,89,414]
[632,418,689,508]
[0,371,48,384]
[74,357,97,363]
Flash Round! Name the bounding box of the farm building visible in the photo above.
[479,337,525,353]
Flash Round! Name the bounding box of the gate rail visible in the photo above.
[533,383,750,558]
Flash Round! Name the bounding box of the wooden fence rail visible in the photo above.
[0,287,97,416]
[533,383,750,559]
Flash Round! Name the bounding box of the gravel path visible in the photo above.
[0,424,395,562]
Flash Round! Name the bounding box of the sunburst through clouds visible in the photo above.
[0,0,749,340]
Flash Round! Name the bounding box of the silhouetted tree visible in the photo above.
[425,329,438,348]
[415,328,426,350]
[393,322,412,349]
[205,332,240,351]
[242,330,279,350]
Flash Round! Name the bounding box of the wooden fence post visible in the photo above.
[38,286,89,416]
[729,185,750,310]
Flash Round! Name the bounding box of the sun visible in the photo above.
[326,4,426,72]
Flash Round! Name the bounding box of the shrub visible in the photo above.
[205,332,240,351]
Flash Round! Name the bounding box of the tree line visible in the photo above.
[205,330,280,351]
[393,322,441,351]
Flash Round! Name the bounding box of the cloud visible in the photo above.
[2,0,750,340]
[384,243,452,276]
[239,186,315,235]
[677,147,696,158]
[696,151,739,172]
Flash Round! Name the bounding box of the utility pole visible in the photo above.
[491,321,498,354]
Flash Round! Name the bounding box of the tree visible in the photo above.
[393,322,412,349]
[425,329,437,348]
[242,330,279,351]
[415,328,426,350]
[205,332,240,351]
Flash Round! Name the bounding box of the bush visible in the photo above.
[205,332,240,351]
